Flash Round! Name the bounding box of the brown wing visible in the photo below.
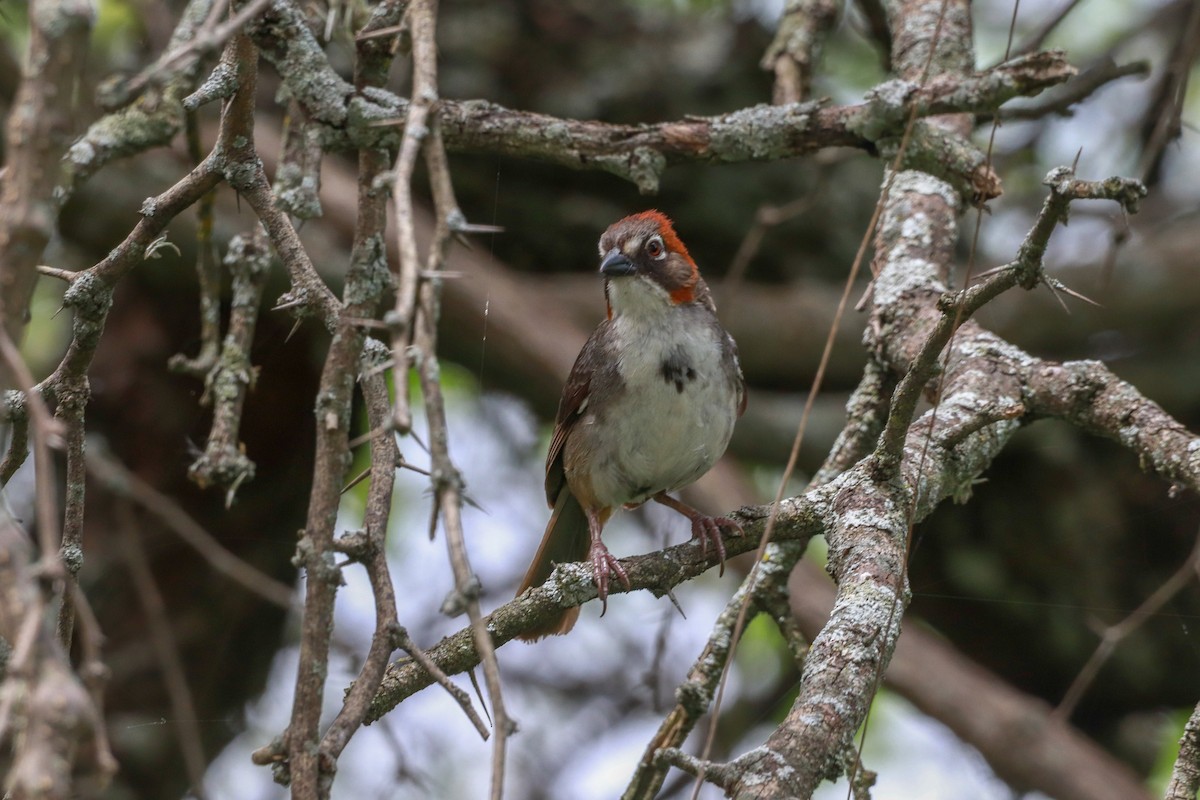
[724,329,748,418]
[544,322,611,507]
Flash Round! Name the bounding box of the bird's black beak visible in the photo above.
[599,248,636,277]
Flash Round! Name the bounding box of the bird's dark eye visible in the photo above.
[646,237,665,259]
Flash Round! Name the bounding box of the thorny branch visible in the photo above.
[365,169,1174,797]
[1167,700,1200,800]
[0,0,1195,797]
[309,0,413,768]
[242,0,1075,198]
[384,1,513,796]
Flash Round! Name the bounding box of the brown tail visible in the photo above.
[515,487,590,641]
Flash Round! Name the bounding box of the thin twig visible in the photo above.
[387,0,440,435]
[117,502,210,800]
[167,111,222,378]
[416,114,514,799]
[1055,530,1200,721]
[1011,0,1086,58]
[396,627,490,739]
[0,329,64,575]
[100,0,276,110]
[53,384,88,647]
[85,445,295,609]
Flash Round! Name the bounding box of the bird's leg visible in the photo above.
[586,506,629,616]
[651,492,742,576]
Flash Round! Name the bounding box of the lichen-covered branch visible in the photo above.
[622,541,807,800]
[58,0,217,210]
[1166,701,1200,800]
[366,502,825,722]
[0,0,94,386]
[311,4,411,764]
[760,0,840,104]
[244,0,1073,198]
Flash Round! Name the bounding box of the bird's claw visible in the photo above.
[691,515,743,576]
[589,542,631,617]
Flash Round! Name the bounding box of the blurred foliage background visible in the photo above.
[2,0,1199,797]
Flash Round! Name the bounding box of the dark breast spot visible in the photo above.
[661,351,698,394]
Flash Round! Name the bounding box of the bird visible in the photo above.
[515,210,747,640]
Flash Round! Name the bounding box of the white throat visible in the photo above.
[606,275,672,320]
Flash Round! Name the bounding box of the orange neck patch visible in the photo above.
[669,285,696,304]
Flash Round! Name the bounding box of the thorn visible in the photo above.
[418,270,467,280]
[224,469,249,509]
[1042,276,1072,314]
[466,669,493,726]
[854,280,875,312]
[1047,277,1103,308]
[363,357,396,379]
[395,456,432,477]
[427,493,441,540]
[356,23,406,41]
[348,419,396,448]
[272,296,306,312]
[36,265,78,283]
[972,263,1013,281]
[341,467,370,495]
[461,492,487,514]
[284,318,303,343]
[453,222,505,235]
[664,588,687,620]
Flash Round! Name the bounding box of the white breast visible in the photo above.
[582,289,738,508]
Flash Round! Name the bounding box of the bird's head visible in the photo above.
[596,211,708,319]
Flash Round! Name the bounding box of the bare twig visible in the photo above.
[387,0,440,435]
[167,112,222,377]
[1137,0,1200,184]
[311,10,455,760]
[0,339,114,798]
[99,0,277,111]
[1055,531,1200,721]
[873,168,1147,474]
[246,0,1073,199]
[996,58,1150,121]
[415,111,515,800]
[622,543,803,800]
[397,627,490,739]
[0,391,31,485]
[724,196,816,298]
[53,383,88,647]
[787,561,1151,800]
[0,331,64,576]
[85,445,294,608]
[1011,0,1086,58]
[367,510,822,721]
[117,503,210,800]
[184,228,270,501]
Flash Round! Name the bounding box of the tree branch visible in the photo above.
[245,0,1074,199]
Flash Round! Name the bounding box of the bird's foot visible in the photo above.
[688,514,743,576]
[589,540,631,616]
[651,492,743,576]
